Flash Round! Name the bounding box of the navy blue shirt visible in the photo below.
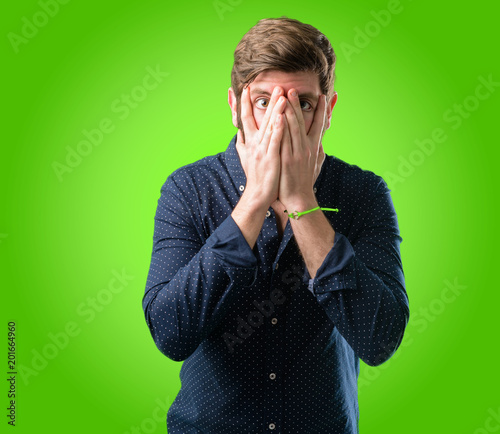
[143,134,409,433]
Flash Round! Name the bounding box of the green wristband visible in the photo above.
[284,206,339,220]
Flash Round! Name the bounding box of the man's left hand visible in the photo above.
[278,89,328,213]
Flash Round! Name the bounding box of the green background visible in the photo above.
[2,0,499,432]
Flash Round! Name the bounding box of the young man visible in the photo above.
[143,17,409,433]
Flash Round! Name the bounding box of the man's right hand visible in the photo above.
[232,85,287,249]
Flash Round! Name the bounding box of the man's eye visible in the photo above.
[256,98,269,109]
[300,101,313,111]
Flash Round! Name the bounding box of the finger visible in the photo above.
[240,85,257,141]
[256,86,284,143]
[268,113,285,157]
[308,94,327,144]
[287,88,306,140]
[283,100,302,154]
[280,113,292,160]
[261,95,287,149]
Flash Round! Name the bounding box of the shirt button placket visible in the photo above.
[264,276,284,433]
[271,264,279,327]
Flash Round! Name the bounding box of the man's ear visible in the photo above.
[324,92,338,131]
[228,87,238,128]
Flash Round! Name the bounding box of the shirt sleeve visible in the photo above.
[142,175,258,362]
[307,177,410,366]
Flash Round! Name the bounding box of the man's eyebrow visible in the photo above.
[250,87,319,101]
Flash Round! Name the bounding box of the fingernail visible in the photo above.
[274,87,282,95]
[291,89,297,97]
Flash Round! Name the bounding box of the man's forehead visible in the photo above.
[249,70,321,99]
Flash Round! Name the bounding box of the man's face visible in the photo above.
[228,70,336,138]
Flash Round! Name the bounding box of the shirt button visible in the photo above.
[269,423,276,430]
[239,185,245,192]
[313,187,317,193]
[266,210,271,217]
[271,318,278,325]
[269,373,276,380]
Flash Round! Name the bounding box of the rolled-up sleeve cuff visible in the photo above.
[206,215,258,286]
[306,232,357,295]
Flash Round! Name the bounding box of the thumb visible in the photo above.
[314,141,326,181]
[318,141,325,160]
